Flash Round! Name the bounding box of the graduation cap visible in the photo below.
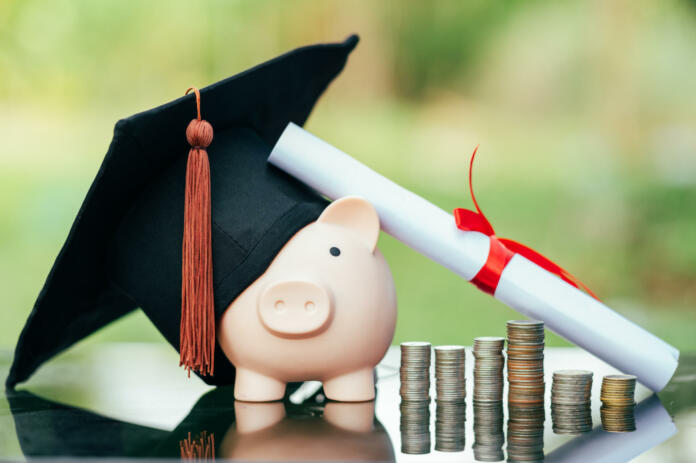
[7,34,359,388]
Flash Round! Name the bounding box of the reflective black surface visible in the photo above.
[1,346,694,462]
[4,384,394,461]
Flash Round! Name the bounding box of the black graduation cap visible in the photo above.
[7,34,359,388]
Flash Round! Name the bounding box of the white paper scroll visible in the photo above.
[268,123,680,392]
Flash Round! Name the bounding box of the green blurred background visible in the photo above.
[1,0,695,359]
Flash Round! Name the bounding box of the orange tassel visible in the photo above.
[180,87,215,377]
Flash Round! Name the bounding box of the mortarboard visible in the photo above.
[6,34,359,388]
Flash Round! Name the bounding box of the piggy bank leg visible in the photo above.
[323,368,375,402]
[234,368,286,402]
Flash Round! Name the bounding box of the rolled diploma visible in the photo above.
[268,122,679,392]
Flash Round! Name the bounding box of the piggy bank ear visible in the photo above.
[317,196,380,252]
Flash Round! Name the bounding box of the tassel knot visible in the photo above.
[186,119,213,148]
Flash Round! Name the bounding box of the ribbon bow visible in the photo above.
[453,146,599,300]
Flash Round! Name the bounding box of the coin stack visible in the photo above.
[506,320,545,462]
[551,370,593,434]
[400,342,432,401]
[506,320,545,406]
[435,345,466,402]
[434,345,466,452]
[400,342,432,454]
[600,374,637,433]
[473,401,505,462]
[473,337,505,402]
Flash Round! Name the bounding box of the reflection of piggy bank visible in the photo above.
[221,401,395,461]
[218,197,397,402]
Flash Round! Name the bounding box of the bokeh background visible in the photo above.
[1,0,696,360]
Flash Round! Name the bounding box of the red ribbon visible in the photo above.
[453,146,600,300]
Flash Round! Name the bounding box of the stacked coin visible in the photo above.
[434,346,466,402]
[473,401,504,462]
[506,403,545,462]
[473,337,505,402]
[551,370,593,434]
[600,374,637,432]
[506,320,545,406]
[400,400,431,454]
[400,342,432,401]
[434,346,466,452]
[400,342,432,454]
[506,320,545,462]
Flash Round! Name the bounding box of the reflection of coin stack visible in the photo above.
[399,342,432,454]
[551,370,593,434]
[600,374,637,433]
[507,404,545,462]
[434,346,466,452]
[473,401,504,462]
[506,320,545,462]
[400,400,431,454]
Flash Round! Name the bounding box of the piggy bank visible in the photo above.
[218,196,397,402]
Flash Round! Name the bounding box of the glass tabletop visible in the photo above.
[1,345,694,462]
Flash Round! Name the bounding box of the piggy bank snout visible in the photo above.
[258,280,332,337]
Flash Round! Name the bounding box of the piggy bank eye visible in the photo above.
[329,246,341,257]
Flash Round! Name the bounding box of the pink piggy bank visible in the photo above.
[218,196,397,402]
